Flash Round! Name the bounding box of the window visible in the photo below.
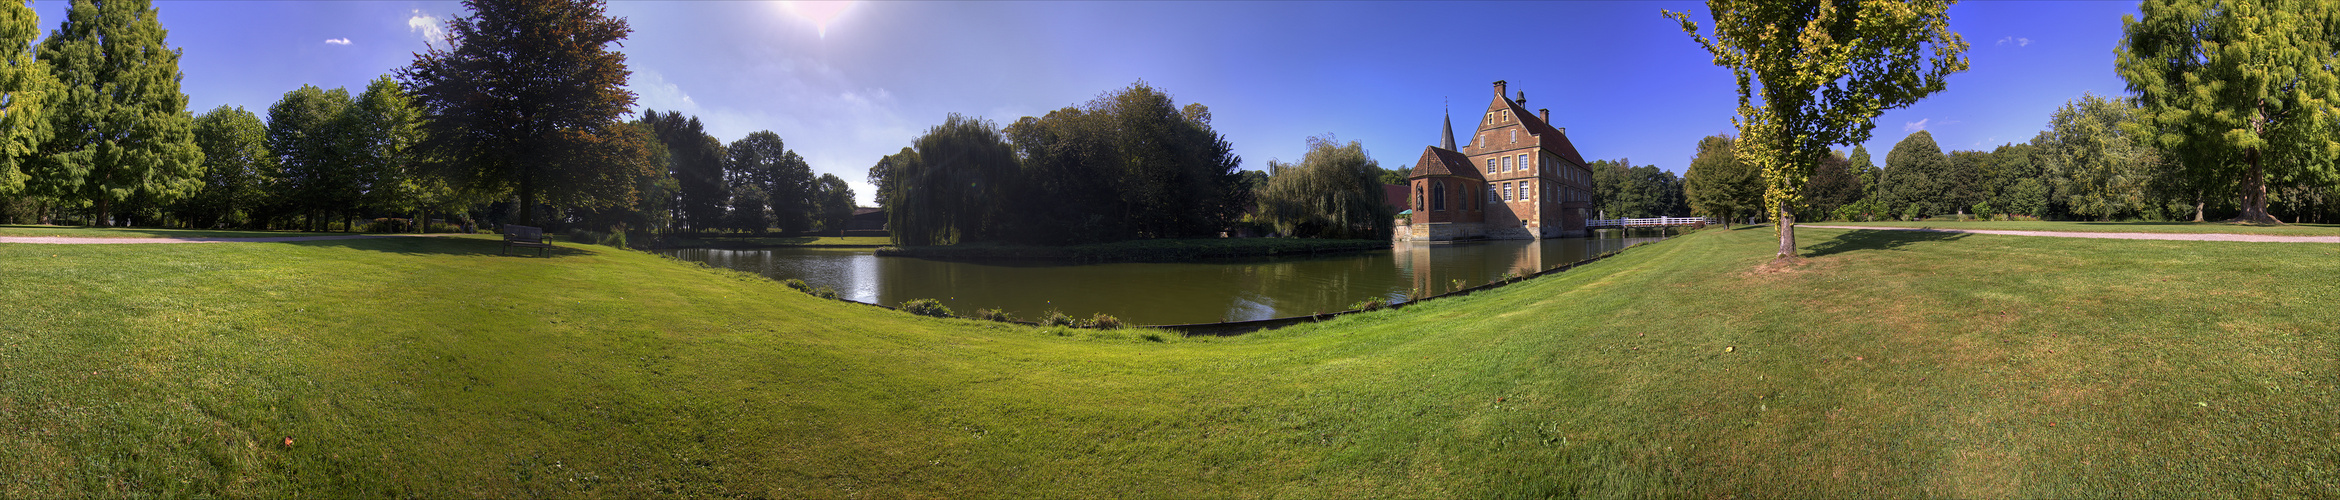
[1502,156,1512,172]
[1503,182,1513,201]
[1523,180,1533,200]
[1518,154,1530,172]
[1486,159,1496,174]
[1432,181,1446,210]
[1509,129,1517,143]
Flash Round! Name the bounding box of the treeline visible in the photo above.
[870,82,1247,246]
[0,0,857,239]
[1682,91,2329,224]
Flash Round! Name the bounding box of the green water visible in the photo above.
[657,232,1666,326]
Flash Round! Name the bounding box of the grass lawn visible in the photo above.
[0,224,376,239]
[1812,219,2340,236]
[657,235,892,249]
[1,226,2332,496]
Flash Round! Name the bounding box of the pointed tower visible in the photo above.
[1440,107,1457,151]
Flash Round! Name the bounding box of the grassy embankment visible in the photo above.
[2,225,2333,497]
[1814,219,2340,236]
[0,224,362,239]
[877,237,1389,263]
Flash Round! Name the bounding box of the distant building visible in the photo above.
[1383,184,1410,212]
[1399,80,1594,241]
[847,207,887,232]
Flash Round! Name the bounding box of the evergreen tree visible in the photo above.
[0,0,52,198]
[30,0,201,226]
[2119,0,2339,223]
[402,0,639,227]
[1668,0,1969,259]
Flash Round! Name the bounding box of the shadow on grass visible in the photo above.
[284,235,595,258]
[1803,229,1970,258]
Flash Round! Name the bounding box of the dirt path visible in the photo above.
[1799,225,2340,243]
[0,233,470,244]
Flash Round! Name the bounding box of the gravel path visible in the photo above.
[1799,225,2340,243]
[0,233,469,244]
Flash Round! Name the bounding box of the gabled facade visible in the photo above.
[1398,80,1595,241]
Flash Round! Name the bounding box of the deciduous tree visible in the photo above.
[1255,135,1392,239]
[31,0,202,226]
[1684,135,1761,227]
[402,0,637,227]
[2119,0,2340,224]
[0,0,52,198]
[1667,0,1969,259]
[182,106,269,228]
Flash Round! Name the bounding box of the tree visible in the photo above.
[726,130,813,233]
[349,76,439,232]
[1000,82,1245,244]
[2119,0,2339,224]
[1254,135,1393,239]
[867,146,914,217]
[0,0,52,198]
[401,0,637,228]
[1881,130,1951,219]
[1684,135,1761,227]
[31,0,202,227]
[888,113,1016,246]
[181,106,269,228]
[641,110,726,232]
[1667,0,1969,260]
[268,85,358,231]
[1803,149,1863,220]
[2044,94,2166,221]
[724,184,768,233]
[812,173,855,233]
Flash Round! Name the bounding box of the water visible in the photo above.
[658,231,1669,326]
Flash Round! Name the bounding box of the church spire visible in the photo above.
[1440,100,1457,151]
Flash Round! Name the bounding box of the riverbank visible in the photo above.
[646,234,891,249]
[2,226,2331,496]
[874,237,1388,263]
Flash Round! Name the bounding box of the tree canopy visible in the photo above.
[0,0,51,197]
[31,0,202,226]
[1667,0,1969,259]
[401,0,639,227]
[2118,0,2340,224]
[1255,135,1392,239]
[1684,135,1761,226]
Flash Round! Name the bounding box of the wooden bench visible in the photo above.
[502,224,554,256]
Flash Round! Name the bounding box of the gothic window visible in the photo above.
[1432,181,1446,210]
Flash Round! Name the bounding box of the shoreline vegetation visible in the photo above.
[872,237,1390,263]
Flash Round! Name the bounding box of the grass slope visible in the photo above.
[1,228,2333,497]
[0,224,365,239]
[1815,219,2340,236]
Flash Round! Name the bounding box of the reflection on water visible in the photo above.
[660,231,1668,325]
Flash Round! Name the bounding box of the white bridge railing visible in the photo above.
[1586,216,1713,228]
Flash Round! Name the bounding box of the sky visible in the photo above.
[47,1,2142,206]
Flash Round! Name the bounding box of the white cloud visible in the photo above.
[1997,36,2031,47]
[1904,118,1929,132]
[409,10,447,47]
[324,38,351,46]
[632,70,700,113]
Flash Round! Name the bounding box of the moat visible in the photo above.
[659,231,1667,325]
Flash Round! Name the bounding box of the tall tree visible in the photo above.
[1000,82,1245,244]
[2119,0,2339,224]
[867,146,914,217]
[726,132,812,233]
[350,76,439,231]
[402,0,637,228]
[1667,0,1969,260]
[1254,135,1393,239]
[1881,130,1951,218]
[31,0,202,226]
[2045,94,2166,221]
[812,173,855,233]
[181,105,269,228]
[888,113,1016,246]
[1684,135,1761,227]
[268,85,358,231]
[642,110,725,231]
[0,0,52,198]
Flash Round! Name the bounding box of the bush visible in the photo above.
[1078,312,1124,329]
[1972,202,1995,221]
[811,286,839,300]
[1039,309,1075,327]
[782,279,811,292]
[1350,296,1389,311]
[899,298,954,318]
[1139,331,1169,342]
[974,308,1014,322]
[1499,271,1521,282]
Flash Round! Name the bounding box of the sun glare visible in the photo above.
[782,1,855,39]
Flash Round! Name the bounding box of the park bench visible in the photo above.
[502,224,554,256]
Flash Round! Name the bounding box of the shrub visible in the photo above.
[1972,202,1995,221]
[1139,332,1168,342]
[811,286,839,300]
[1039,309,1075,327]
[1350,296,1389,311]
[782,279,811,292]
[1499,271,1521,282]
[1079,312,1124,329]
[974,308,1014,322]
[899,298,954,318]
[1450,279,1468,292]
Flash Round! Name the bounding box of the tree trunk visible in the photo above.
[95,196,111,227]
[2192,188,2205,223]
[2233,147,2282,224]
[1775,208,1797,260]
[520,173,538,229]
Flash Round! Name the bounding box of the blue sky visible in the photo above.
[51,1,2139,206]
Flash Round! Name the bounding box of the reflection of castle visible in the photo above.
[1399,80,1595,241]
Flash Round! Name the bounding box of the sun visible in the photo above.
[782,1,856,39]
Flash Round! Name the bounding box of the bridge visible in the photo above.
[1585,216,1713,230]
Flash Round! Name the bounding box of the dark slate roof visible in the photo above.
[1501,97,1588,168]
[851,207,884,217]
[1410,146,1481,180]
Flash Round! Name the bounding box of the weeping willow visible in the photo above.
[1255,135,1394,239]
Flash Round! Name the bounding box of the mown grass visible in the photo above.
[1814,219,2340,236]
[877,237,1389,263]
[0,224,360,239]
[654,235,891,249]
[1,226,2332,497]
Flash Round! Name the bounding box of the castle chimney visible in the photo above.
[1517,91,1527,106]
[1492,80,1507,99]
[1539,108,1549,123]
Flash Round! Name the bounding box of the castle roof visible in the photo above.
[1495,95,1588,168]
[1409,146,1480,180]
